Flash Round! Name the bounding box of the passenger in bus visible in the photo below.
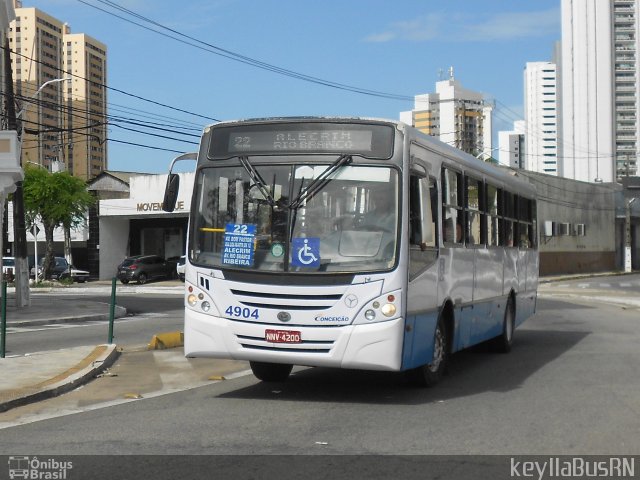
[443,218,462,243]
[360,189,395,232]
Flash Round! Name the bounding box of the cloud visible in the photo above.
[364,7,559,43]
[365,13,443,43]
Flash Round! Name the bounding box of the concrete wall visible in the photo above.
[516,170,619,275]
[98,217,130,279]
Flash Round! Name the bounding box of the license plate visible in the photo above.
[265,329,302,343]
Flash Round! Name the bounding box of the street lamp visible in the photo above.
[16,77,71,118]
[475,148,500,163]
[12,77,70,306]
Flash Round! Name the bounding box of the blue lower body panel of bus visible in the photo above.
[401,311,439,371]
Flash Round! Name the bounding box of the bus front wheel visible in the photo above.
[250,362,293,382]
[407,316,449,387]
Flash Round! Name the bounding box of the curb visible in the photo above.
[148,331,184,350]
[0,344,120,413]
[538,271,637,284]
[538,292,640,310]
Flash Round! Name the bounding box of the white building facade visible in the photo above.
[524,61,558,175]
[98,172,193,279]
[498,121,526,169]
[560,0,635,182]
[400,74,493,157]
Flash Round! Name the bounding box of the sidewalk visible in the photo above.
[0,280,190,413]
[0,287,131,412]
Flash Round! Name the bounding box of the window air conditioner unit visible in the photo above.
[559,223,571,236]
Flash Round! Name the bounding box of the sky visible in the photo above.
[38,0,561,174]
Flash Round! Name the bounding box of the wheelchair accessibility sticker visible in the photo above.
[291,237,320,268]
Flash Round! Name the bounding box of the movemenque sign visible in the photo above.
[136,201,185,212]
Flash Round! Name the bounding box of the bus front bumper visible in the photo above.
[184,310,404,372]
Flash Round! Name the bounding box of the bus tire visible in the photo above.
[492,296,515,353]
[250,362,293,382]
[407,316,449,387]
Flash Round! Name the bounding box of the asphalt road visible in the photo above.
[2,295,639,463]
[4,294,184,355]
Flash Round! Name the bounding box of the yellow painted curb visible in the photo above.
[147,331,184,350]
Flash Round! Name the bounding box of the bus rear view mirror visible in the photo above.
[162,173,180,212]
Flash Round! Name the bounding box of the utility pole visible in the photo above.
[3,41,29,307]
[625,198,637,273]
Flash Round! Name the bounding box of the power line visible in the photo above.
[7,47,219,123]
[78,0,414,102]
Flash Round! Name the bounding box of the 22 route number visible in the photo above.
[225,306,259,320]
[231,224,250,234]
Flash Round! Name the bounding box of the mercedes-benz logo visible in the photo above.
[277,311,291,322]
[344,294,358,308]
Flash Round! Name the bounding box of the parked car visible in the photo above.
[175,255,186,282]
[67,266,90,283]
[30,256,88,282]
[165,256,182,280]
[116,255,173,284]
[32,257,68,280]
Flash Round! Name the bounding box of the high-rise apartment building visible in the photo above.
[8,1,107,180]
[612,0,639,179]
[560,0,637,182]
[524,61,558,175]
[400,71,493,157]
[498,120,526,169]
[63,31,107,180]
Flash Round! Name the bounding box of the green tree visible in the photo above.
[22,166,95,280]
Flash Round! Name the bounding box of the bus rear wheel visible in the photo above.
[250,362,293,382]
[491,296,515,353]
[407,316,449,387]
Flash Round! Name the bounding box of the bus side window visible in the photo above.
[409,174,438,279]
[441,167,463,245]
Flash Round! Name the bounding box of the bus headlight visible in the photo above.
[201,301,211,312]
[353,289,401,325]
[187,294,198,306]
[381,303,396,317]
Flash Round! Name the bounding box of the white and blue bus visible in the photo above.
[163,117,538,386]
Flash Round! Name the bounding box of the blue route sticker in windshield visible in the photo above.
[222,224,256,266]
[291,237,320,268]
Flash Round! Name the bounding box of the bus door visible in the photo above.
[403,150,440,370]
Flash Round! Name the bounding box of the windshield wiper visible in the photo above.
[288,154,352,209]
[238,156,276,206]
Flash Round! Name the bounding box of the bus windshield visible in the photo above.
[190,159,399,273]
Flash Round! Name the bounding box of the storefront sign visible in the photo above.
[136,200,185,212]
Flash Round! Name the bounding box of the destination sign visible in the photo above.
[209,122,394,159]
[229,130,373,153]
